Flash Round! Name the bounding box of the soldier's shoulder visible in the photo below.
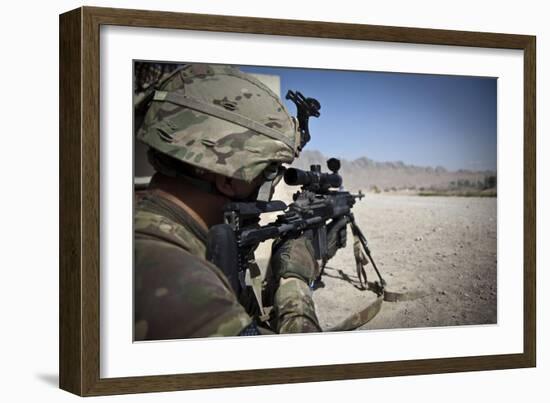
[134,211,232,294]
[134,228,252,340]
[134,206,206,256]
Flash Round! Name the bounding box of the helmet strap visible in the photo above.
[148,147,278,202]
[173,171,220,195]
[256,179,275,202]
[148,147,221,196]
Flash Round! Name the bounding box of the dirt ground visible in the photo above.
[257,193,497,331]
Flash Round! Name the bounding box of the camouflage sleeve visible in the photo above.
[134,237,252,340]
[270,237,322,333]
[273,278,321,333]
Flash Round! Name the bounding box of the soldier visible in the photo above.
[134,64,323,339]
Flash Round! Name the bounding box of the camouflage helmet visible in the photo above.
[137,64,300,182]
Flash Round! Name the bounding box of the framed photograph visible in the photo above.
[59,6,536,396]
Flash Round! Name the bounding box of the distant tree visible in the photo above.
[484,175,497,189]
[134,62,181,93]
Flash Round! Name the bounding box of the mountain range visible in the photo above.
[290,150,496,192]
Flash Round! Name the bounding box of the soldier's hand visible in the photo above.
[271,237,320,284]
[326,216,348,260]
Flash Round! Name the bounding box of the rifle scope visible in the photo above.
[284,165,342,190]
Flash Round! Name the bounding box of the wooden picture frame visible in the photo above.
[59,6,536,396]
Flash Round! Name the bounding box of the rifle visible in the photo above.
[206,158,387,323]
[206,89,389,329]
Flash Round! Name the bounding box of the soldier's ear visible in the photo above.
[214,175,236,197]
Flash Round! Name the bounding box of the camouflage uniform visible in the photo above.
[134,189,320,339]
[134,64,321,340]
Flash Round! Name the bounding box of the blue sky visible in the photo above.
[240,65,497,171]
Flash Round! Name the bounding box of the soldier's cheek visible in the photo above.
[233,179,263,199]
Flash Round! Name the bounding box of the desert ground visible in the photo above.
[257,192,497,331]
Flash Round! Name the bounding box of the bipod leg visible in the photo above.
[348,215,386,292]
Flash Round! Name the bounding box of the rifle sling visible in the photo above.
[327,287,428,331]
[328,294,384,332]
[247,262,270,323]
[352,228,369,288]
